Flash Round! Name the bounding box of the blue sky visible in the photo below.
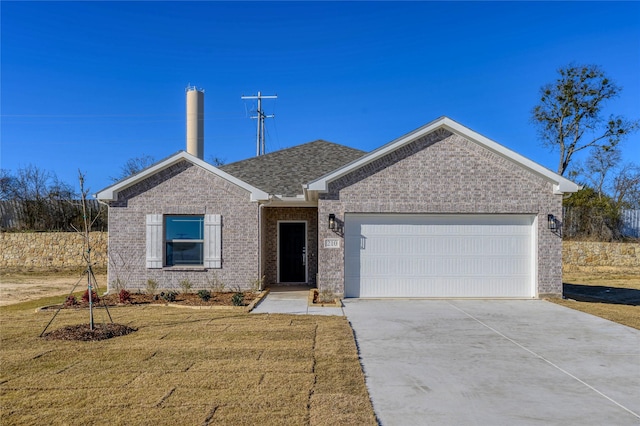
[2,1,639,194]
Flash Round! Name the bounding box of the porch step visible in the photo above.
[252,286,343,316]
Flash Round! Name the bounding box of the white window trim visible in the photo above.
[145,213,222,269]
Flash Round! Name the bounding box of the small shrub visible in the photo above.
[206,272,225,292]
[111,278,125,292]
[64,295,78,306]
[178,279,193,294]
[197,289,211,302]
[162,291,177,302]
[249,275,265,292]
[145,278,159,295]
[118,289,131,303]
[82,289,100,304]
[231,292,245,306]
[318,289,336,304]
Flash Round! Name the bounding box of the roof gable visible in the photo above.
[219,140,366,197]
[306,117,580,195]
[95,151,269,202]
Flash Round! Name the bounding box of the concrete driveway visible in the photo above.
[343,299,640,426]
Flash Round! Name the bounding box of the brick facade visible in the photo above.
[104,124,567,298]
[317,131,564,297]
[107,160,260,292]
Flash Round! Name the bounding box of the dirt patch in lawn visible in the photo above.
[0,271,107,307]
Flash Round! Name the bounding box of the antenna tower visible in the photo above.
[241,91,277,156]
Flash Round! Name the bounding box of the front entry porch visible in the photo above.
[261,207,318,287]
[251,285,343,316]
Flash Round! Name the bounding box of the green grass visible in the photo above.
[0,303,376,425]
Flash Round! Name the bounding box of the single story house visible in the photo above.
[96,117,579,298]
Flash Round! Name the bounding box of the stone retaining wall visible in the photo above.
[0,232,107,271]
[563,241,639,269]
[1,232,637,273]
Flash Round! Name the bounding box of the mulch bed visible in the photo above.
[310,289,341,306]
[42,323,137,341]
[40,292,259,341]
[46,291,258,309]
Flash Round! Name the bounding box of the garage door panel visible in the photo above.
[355,256,530,277]
[345,214,535,298]
[356,277,529,298]
[362,232,529,251]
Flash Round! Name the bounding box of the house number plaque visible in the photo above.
[324,238,340,249]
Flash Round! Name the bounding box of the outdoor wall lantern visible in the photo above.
[328,214,336,230]
[547,214,557,231]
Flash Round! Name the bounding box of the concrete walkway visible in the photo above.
[251,286,344,316]
[343,299,640,426]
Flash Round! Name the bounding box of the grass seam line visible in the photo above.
[156,387,176,407]
[202,405,219,425]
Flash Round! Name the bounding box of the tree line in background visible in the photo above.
[0,153,226,232]
[532,64,639,241]
[0,166,107,232]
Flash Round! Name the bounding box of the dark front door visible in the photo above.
[279,222,306,282]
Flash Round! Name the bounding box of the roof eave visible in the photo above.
[307,116,580,194]
[95,151,269,202]
[306,116,448,192]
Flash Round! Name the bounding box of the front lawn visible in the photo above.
[0,302,376,425]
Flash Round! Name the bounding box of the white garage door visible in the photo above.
[344,214,536,298]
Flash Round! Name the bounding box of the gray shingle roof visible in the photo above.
[219,140,366,197]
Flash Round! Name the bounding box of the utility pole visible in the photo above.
[241,91,277,156]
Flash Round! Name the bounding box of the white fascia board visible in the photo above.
[306,116,580,194]
[95,151,269,201]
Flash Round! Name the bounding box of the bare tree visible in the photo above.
[1,165,78,230]
[111,155,155,182]
[584,147,621,198]
[531,64,638,176]
[0,169,17,201]
[208,155,226,167]
[40,171,113,337]
[613,164,640,209]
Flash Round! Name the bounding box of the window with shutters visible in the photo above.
[146,214,221,269]
[165,216,204,266]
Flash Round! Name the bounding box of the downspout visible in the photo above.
[96,198,111,293]
[257,195,274,291]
